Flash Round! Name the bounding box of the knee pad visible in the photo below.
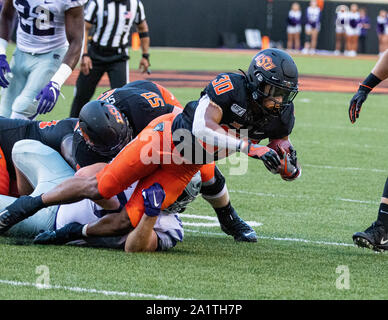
[200,166,225,198]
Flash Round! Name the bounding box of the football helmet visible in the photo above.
[78,100,133,157]
[245,48,298,117]
[164,171,202,214]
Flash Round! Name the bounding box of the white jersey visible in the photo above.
[306,6,320,24]
[13,0,87,54]
[56,181,184,250]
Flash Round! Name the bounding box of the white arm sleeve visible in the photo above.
[192,95,242,150]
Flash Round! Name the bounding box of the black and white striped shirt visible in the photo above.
[84,0,146,49]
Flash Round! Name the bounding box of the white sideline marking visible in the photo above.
[184,229,353,247]
[303,163,387,173]
[0,279,193,300]
[228,189,377,205]
[179,213,262,227]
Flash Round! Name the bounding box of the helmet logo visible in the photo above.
[106,104,124,124]
[255,54,276,71]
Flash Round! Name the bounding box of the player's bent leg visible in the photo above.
[200,164,257,242]
[12,140,75,197]
[11,47,67,119]
[0,49,27,118]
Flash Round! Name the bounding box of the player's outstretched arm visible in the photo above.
[348,50,388,124]
[35,6,85,115]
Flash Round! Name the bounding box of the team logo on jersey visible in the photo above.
[255,54,276,71]
[231,104,246,117]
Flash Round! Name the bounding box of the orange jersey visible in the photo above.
[96,113,203,227]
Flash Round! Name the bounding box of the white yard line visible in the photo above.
[228,189,377,205]
[0,279,193,300]
[184,229,354,247]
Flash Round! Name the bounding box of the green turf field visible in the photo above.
[1,47,388,300]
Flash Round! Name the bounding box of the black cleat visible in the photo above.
[0,209,21,235]
[353,221,388,252]
[218,210,257,242]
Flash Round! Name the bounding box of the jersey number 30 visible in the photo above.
[211,75,234,95]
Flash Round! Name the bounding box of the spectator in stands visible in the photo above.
[302,0,321,54]
[334,5,349,55]
[287,2,302,52]
[344,3,361,57]
[377,9,388,55]
[358,7,370,54]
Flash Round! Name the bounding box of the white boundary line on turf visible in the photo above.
[184,229,354,247]
[0,279,194,300]
[228,189,377,205]
[303,163,387,173]
[179,213,262,227]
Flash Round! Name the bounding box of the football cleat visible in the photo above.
[0,209,20,234]
[217,209,257,242]
[352,220,388,252]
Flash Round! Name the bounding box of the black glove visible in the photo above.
[348,86,370,124]
[33,222,84,245]
[246,141,281,173]
[0,195,45,234]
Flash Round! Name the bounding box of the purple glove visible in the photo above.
[142,183,166,217]
[0,54,10,88]
[35,81,60,114]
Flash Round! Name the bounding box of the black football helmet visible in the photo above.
[244,48,298,117]
[78,100,133,157]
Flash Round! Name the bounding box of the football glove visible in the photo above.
[0,195,45,234]
[142,183,166,217]
[36,81,61,114]
[33,222,84,245]
[279,146,301,181]
[0,54,10,88]
[348,85,370,124]
[245,141,281,173]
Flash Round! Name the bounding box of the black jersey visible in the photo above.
[73,83,175,168]
[97,83,175,136]
[171,72,295,162]
[0,117,78,179]
[173,72,295,141]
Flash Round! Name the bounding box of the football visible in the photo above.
[266,138,293,157]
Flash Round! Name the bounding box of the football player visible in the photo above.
[2,139,200,252]
[0,116,78,196]
[0,0,86,119]
[74,81,257,242]
[348,50,388,251]
[0,49,301,251]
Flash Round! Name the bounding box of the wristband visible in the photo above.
[51,63,73,87]
[0,38,8,56]
[139,31,149,39]
[360,73,382,93]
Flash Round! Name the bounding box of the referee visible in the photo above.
[70,0,150,117]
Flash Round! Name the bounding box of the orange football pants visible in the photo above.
[0,145,10,195]
[96,113,204,227]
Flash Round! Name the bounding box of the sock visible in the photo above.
[215,202,235,223]
[377,203,388,230]
[377,178,388,229]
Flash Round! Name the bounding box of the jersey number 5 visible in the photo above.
[140,92,165,108]
[211,75,234,95]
